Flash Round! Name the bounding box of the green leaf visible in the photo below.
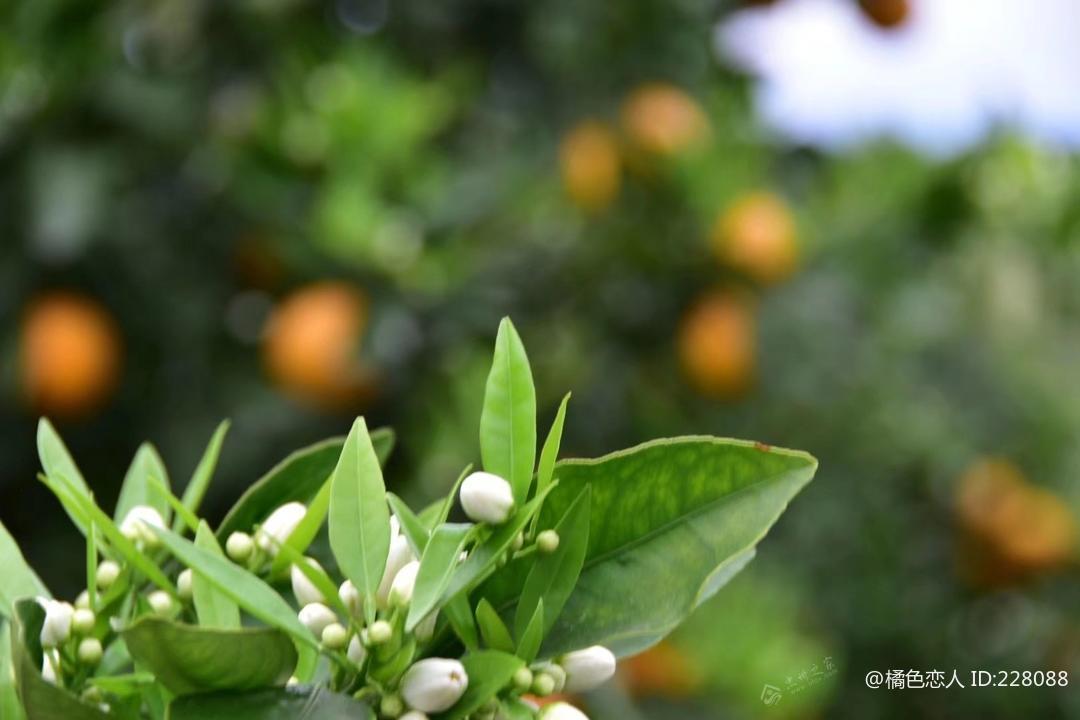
[177,420,230,532]
[114,443,172,526]
[474,599,513,653]
[149,526,317,654]
[479,317,537,503]
[86,673,155,697]
[192,522,240,629]
[536,392,570,500]
[167,686,374,720]
[513,488,591,639]
[442,595,479,652]
[434,650,523,720]
[515,599,544,663]
[0,520,49,617]
[11,599,112,720]
[36,418,92,534]
[328,418,391,624]
[122,617,296,695]
[0,621,25,720]
[386,493,430,556]
[40,475,176,597]
[534,437,817,656]
[86,522,98,611]
[217,429,394,540]
[406,523,473,632]
[430,465,472,530]
[146,473,199,539]
[268,479,331,576]
[441,487,553,604]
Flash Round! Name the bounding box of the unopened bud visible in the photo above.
[290,558,326,607]
[368,620,393,645]
[72,608,96,635]
[41,650,60,685]
[225,532,254,562]
[347,633,367,667]
[298,603,337,636]
[380,693,405,718]
[96,561,121,590]
[75,590,91,610]
[38,599,74,647]
[177,569,193,600]
[400,712,429,720]
[377,535,416,608]
[389,560,420,608]
[400,658,469,713]
[511,532,525,552]
[255,502,307,556]
[531,673,556,696]
[321,622,349,650]
[539,702,589,720]
[339,580,363,617]
[559,646,616,692]
[537,530,560,554]
[148,590,174,616]
[460,472,515,525]
[512,667,534,693]
[78,638,103,665]
[119,505,166,547]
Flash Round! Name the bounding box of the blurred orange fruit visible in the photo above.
[20,293,122,418]
[711,191,798,284]
[956,458,1076,583]
[859,0,910,29]
[263,282,374,409]
[677,292,755,398]
[560,120,621,213]
[620,641,701,698]
[621,83,709,156]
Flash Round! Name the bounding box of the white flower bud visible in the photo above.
[389,560,420,608]
[321,622,349,650]
[177,569,193,600]
[459,472,515,524]
[286,675,300,687]
[41,650,60,685]
[533,662,566,693]
[377,535,416,608]
[368,620,393,645]
[72,608,96,635]
[38,599,74,647]
[539,702,589,720]
[290,559,326,607]
[96,560,121,590]
[560,646,616,692]
[414,612,438,642]
[390,515,401,539]
[119,505,166,546]
[255,502,307,555]
[75,590,91,609]
[381,694,405,718]
[537,530,560,554]
[400,658,469,713]
[347,633,367,667]
[78,637,103,665]
[148,590,174,616]
[400,712,429,720]
[225,532,254,562]
[338,580,363,617]
[297,603,337,636]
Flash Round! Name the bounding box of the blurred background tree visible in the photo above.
[2,0,1080,717]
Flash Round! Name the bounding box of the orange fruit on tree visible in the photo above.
[711,191,798,285]
[263,281,375,409]
[621,83,709,156]
[677,291,756,398]
[559,120,621,213]
[20,292,122,418]
[956,458,1077,583]
[620,641,701,698]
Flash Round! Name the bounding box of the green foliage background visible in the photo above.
[3,0,1080,718]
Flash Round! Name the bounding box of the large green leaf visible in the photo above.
[434,650,523,720]
[36,419,92,535]
[531,437,817,656]
[328,418,391,624]
[479,318,537,503]
[406,523,473,632]
[192,522,240,628]
[122,617,296,695]
[114,443,172,525]
[167,686,374,720]
[0,520,49,617]
[11,600,112,720]
[217,429,394,540]
[177,420,230,532]
[513,488,590,638]
[1,620,25,720]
